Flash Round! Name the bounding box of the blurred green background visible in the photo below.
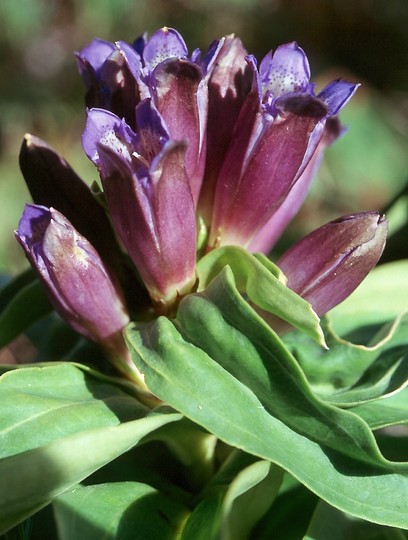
[1,0,407,276]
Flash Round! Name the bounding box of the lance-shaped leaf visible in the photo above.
[15,205,141,381]
[277,212,388,316]
[53,482,189,540]
[196,245,325,346]
[304,500,406,540]
[0,363,181,534]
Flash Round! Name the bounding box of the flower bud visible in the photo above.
[15,204,142,381]
[18,134,124,276]
[277,212,388,316]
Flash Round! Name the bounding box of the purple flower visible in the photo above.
[77,27,208,203]
[82,105,197,313]
[15,204,144,380]
[204,42,359,250]
[277,212,388,316]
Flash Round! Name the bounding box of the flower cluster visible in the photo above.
[16,28,387,376]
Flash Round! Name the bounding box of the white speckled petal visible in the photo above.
[260,42,310,98]
[143,27,188,71]
[82,108,136,166]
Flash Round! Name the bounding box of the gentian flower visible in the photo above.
[82,101,197,314]
[203,41,359,251]
[15,204,146,385]
[76,27,383,321]
[77,27,208,203]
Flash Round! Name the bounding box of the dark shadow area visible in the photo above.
[250,480,318,540]
[85,439,195,501]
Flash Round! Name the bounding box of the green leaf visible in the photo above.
[284,314,408,402]
[0,278,52,348]
[53,482,189,540]
[183,452,282,540]
[0,363,147,458]
[252,474,318,540]
[126,268,408,529]
[329,261,408,338]
[325,346,408,407]
[174,268,394,464]
[181,461,281,540]
[0,412,181,535]
[350,388,408,430]
[305,500,407,540]
[220,460,283,540]
[196,245,325,346]
[181,495,223,540]
[0,363,182,534]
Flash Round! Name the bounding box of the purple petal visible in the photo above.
[248,117,343,253]
[77,40,146,128]
[199,36,252,223]
[210,93,327,249]
[96,48,141,128]
[133,33,147,57]
[318,79,360,116]
[135,98,169,162]
[76,40,118,112]
[116,40,143,80]
[17,204,50,247]
[96,141,196,310]
[190,47,202,64]
[143,27,188,71]
[151,58,207,203]
[82,108,137,167]
[76,38,116,79]
[260,42,311,98]
[115,40,151,102]
[277,212,388,316]
[201,38,225,74]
